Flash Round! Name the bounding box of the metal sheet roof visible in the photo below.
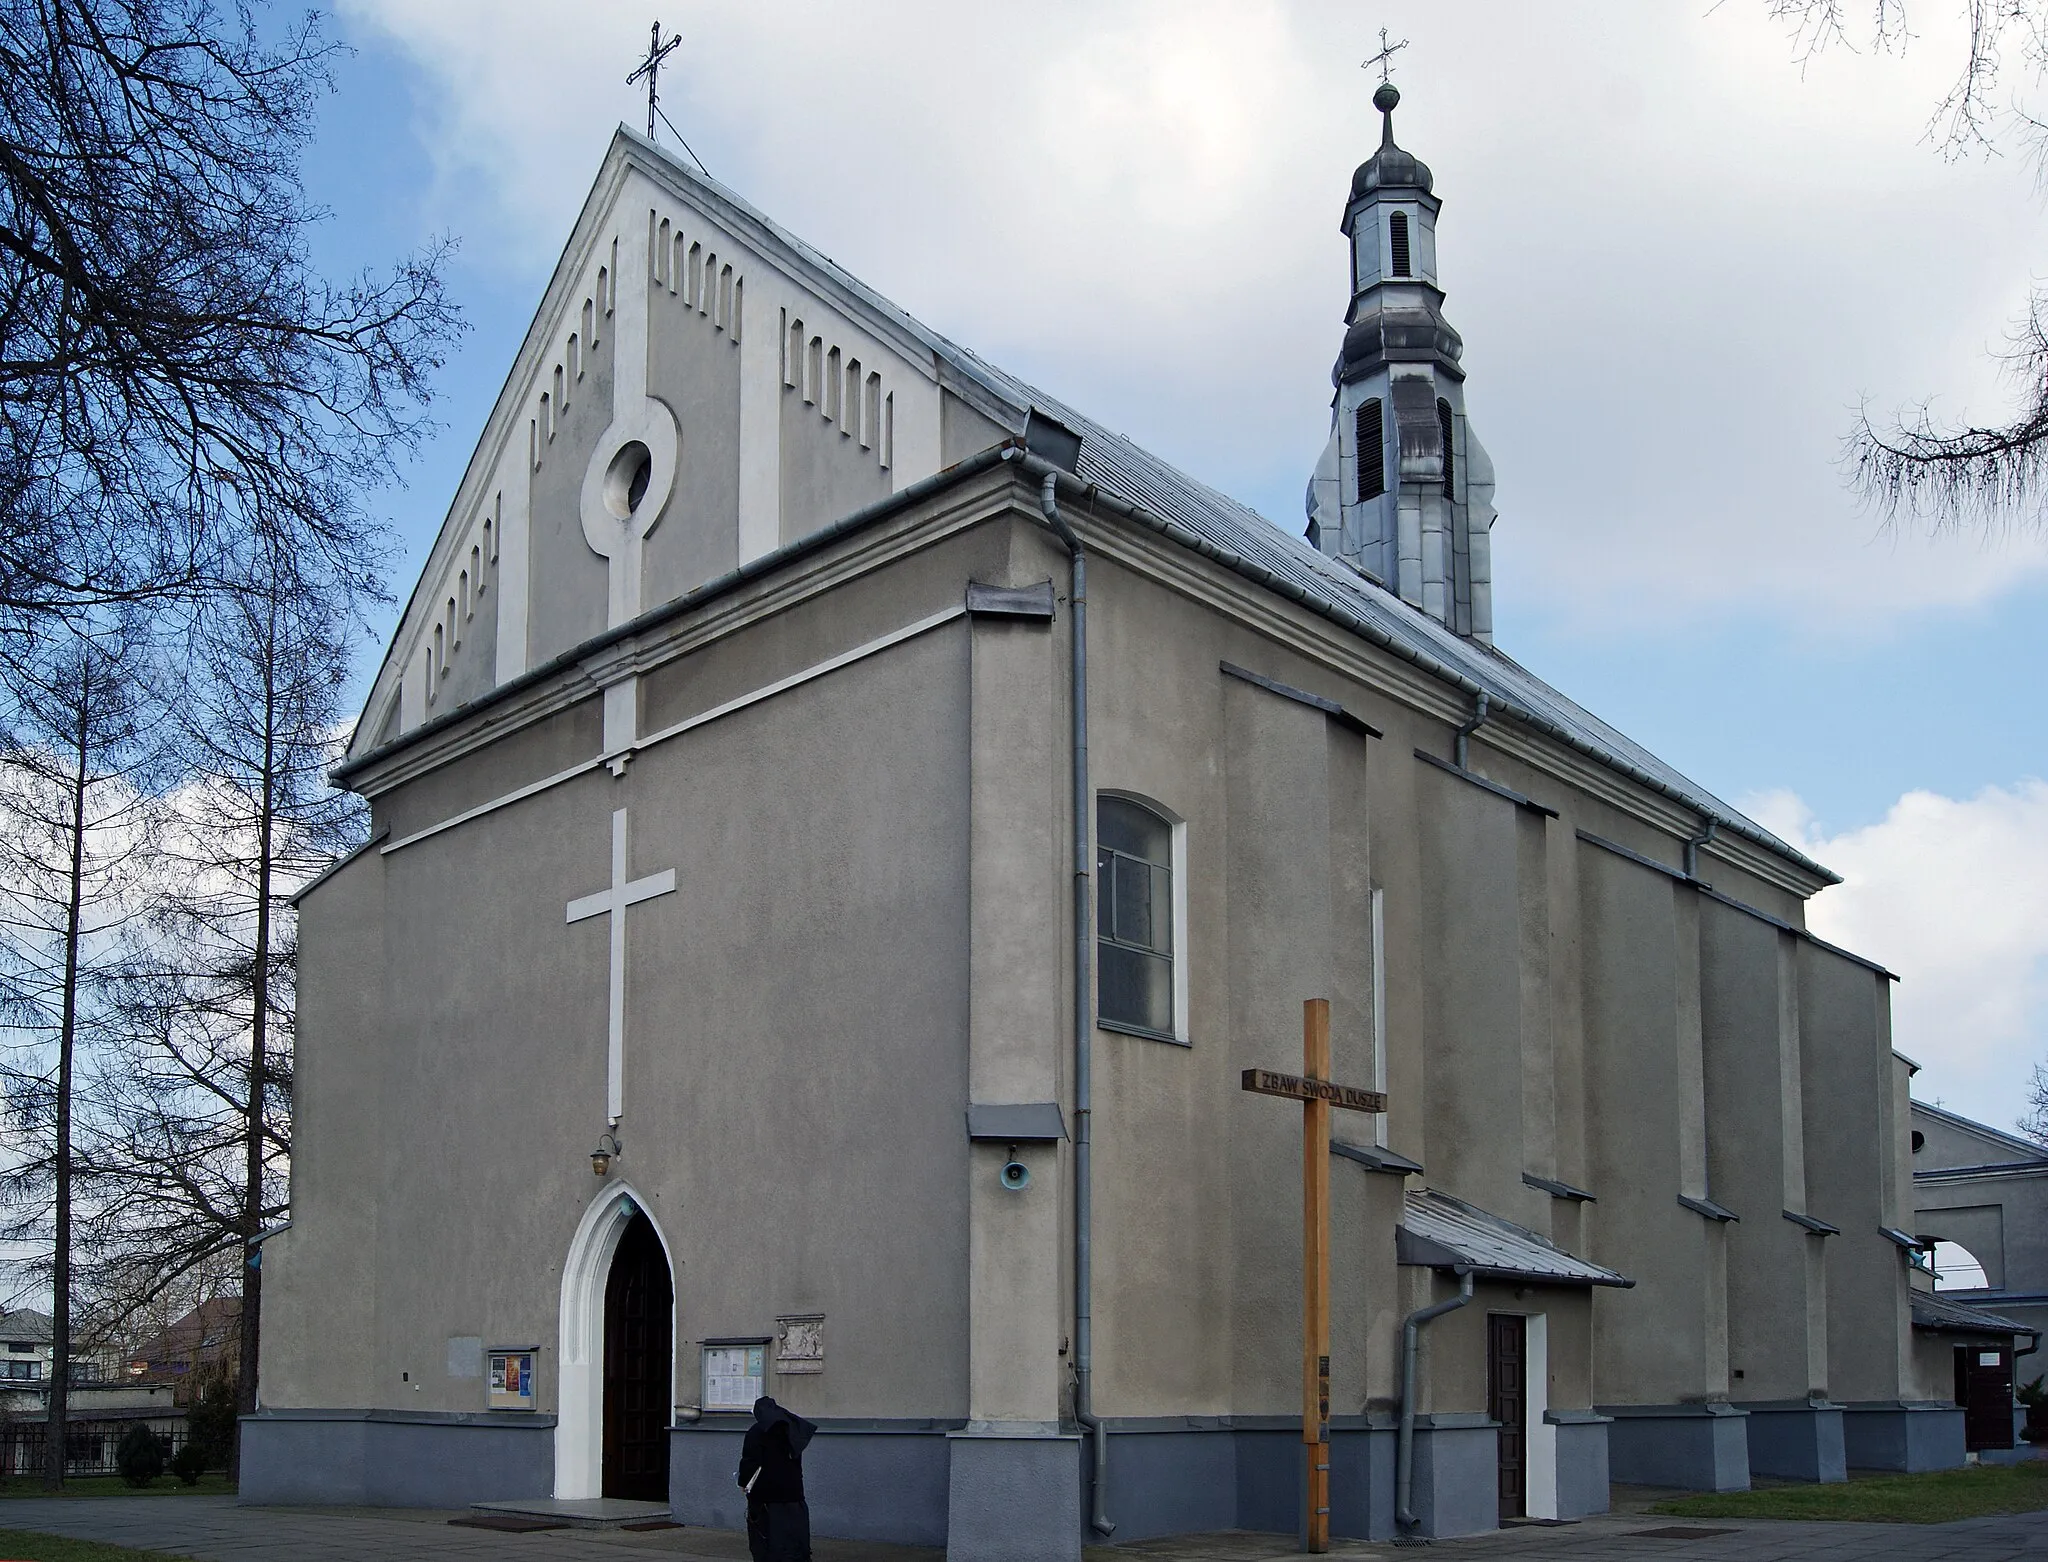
[1910,1290,2034,1337]
[1398,1189,1632,1288]
[627,131,1832,885]
[965,1103,1066,1143]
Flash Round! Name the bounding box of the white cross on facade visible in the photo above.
[566,807,676,1122]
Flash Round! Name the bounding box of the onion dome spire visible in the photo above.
[1351,82,1434,202]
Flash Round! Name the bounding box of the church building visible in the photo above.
[250,89,1974,1552]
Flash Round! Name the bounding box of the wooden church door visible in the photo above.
[1486,1314,1527,1521]
[1955,1344,2015,1452]
[602,1211,674,1500]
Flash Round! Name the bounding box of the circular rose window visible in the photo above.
[602,441,654,519]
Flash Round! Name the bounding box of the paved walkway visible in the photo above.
[0,1496,2040,1562]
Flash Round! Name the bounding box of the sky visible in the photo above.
[297,0,2048,1132]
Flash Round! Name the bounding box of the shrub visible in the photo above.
[2017,1375,2046,1409]
[115,1423,163,1487]
[168,1441,206,1485]
[185,1372,237,1468]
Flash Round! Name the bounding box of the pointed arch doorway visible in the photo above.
[556,1188,676,1502]
[603,1210,673,1499]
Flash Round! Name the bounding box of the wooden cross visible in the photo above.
[1363,27,1409,86]
[1241,999,1387,1554]
[627,20,683,142]
[566,807,676,1124]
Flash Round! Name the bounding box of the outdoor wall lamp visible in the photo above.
[590,1130,623,1177]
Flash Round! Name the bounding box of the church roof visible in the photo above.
[369,128,1835,889]
[862,290,1831,885]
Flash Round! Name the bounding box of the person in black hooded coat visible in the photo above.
[737,1396,816,1562]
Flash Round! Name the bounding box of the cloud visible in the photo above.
[1746,782,2048,1132]
[335,0,2048,630]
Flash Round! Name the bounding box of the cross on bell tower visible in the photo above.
[1363,27,1408,86]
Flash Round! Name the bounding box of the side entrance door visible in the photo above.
[1955,1344,2015,1452]
[603,1211,675,1500]
[1487,1313,1527,1522]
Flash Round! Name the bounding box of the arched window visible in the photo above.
[1097,795,1181,1040]
[1437,398,1455,500]
[1389,211,1411,278]
[1355,398,1385,501]
[1931,1239,1991,1292]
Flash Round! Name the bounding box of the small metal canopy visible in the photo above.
[1398,1188,1634,1288]
[965,1103,1067,1144]
[1333,1140,1423,1176]
[1909,1289,2034,1340]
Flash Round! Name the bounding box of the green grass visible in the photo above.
[1652,1459,2048,1524]
[0,1477,233,1500]
[0,1530,197,1561]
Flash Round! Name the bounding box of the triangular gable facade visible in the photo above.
[350,128,1025,763]
[1912,1099,2048,1171]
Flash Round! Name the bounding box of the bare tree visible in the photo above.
[2022,1059,2048,1145]
[1765,1,2048,531]
[0,620,163,1487]
[91,538,359,1474]
[0,0,460,650]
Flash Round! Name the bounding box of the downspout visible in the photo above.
[1683,818,1718,880]
[1452,691,1489,770]
[1021,456,1115,1536]
[1396,1268,1475,1537]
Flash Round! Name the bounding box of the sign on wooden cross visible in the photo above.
[1241,1000,1385,1554]
[566,807,676,1123]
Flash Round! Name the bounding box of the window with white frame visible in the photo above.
[1097,795,1183,1040]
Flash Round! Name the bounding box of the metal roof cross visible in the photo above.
[627,20,683,143]
[1364,27,1409,86]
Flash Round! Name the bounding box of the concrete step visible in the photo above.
[467,1497,676,1530]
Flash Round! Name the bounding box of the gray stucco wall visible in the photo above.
[778,376,889,544]
[282,466,1917,1537]
[1800,945,1909,1405]
[1744,1403,1846,1483]
[671,1424,953,1545]
[1842,1403,1965,1472]
[273,611,978,1428]
[1702,903,1828,1403]
[641,276,742,608]
[1580,847,1720,1407]
[521,297,614,669]
[1601,1403,1749,1492]
[239,1411,553,1508]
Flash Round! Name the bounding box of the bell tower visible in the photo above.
[1306,83,1497,645]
